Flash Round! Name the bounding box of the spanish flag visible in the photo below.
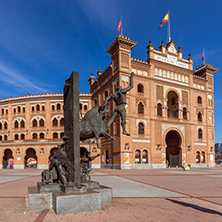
[158,12,169,30]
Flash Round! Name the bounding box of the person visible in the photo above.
[104,72,134,136]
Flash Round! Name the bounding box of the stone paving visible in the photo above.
[0,167,222,221]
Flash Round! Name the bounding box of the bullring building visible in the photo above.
[0,35,218,169]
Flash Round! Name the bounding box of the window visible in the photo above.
[23,107,25,112]
[4,122,7,129]
[53,118,58,126]
[135,149,141,164]
[79,103,82,110]
[14,120,19,129]
[94,99,97,106]
[39,133,45,139]
[6,109,8,114]
[21,134,25,140]
[138,102,144,114]
[198,112,202,122]
[60,132,64,138]
[4,135,7,141]
[14,134,19,140]
[84,105,87,110]
[197,96,202,104]
[40,148,45,153]
[183,107,187,120]
[36,104,40,111]
[198,128,203,139]
[157,103,162,116]
[52,105,55,111]
[17,106,21,113]
[138,122,144,135]
[21,120,25,128]
[32,119,37,127]
[16,148,20,154]
[105,91,108,99]
[33,133,38,139]
[1,109,4,115]
[32,106,34,112]
[42,106,45,111]
[39,119,44,127]
[14,108,16,113]
[60,118,64,126]
[137,84,144,93]
[53,132,58,138]
[0,135,2,141]
[57,103,61,110]
[0,123,2,130]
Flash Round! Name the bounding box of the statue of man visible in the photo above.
[104,72,134,136]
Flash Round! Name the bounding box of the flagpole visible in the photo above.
[204,48,205,64]
[168,9,171,42]
[121,16,123,35]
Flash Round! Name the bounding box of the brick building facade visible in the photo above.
[0,35,218,169]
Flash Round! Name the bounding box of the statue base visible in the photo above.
[27,181,112,214]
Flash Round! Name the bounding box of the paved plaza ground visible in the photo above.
[0,166,222,221]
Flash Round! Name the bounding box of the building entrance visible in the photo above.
[166,130,182,167]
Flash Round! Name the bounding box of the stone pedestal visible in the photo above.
[27,181,112,214]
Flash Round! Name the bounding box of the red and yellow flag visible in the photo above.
[158,12,169,30]
[117,18,122,33]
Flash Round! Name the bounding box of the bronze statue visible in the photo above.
[104,72,134,136]
[80,151,100,182]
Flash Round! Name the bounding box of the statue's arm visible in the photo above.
[122,72,134,93]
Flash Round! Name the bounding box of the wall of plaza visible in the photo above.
[89,35,218,169]
[0,92,101,169]
[0,35,218,170]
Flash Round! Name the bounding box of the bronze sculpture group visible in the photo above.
[41,72,134,186]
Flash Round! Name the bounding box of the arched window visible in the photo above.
[0,123,2,130]
[142,150,148,163]
[53,118,58,126]
[57,103,61,110]
[60,118,64,126]
[197,96,202,104]
[42,106,45,111]
[201,151,205,163]
[135,149,141,164]
[196,151,200,163]
[138,102,144,114]
[4,122,7,129]
[53,132,58,139]
[105,91,108,99]
[137,84,144,93]
[36,104,40,111]
[17,106,21,113]
[52,105,55,111]
[14,120,19,129]
[60,132,64,138]
[39,119,44,127]
[79,103,82,110]
[138,122,144,135]
[0,135,2,141]
[4,135,7,141]
[1,108,4,115]
[198,112,202,122]
[84,105,87,110]
[33,133,38,139]
[20,120,25,128]
[14,134,19,140]
[32,119,37,127]
[39,133,45,139]
[21,134,25,140]
[157,103,162,116]
[14,108,16,113]
[183,107,187,120]
[23,107,25,112]
[32,106,34,112]
[198,128,203,139]
[167,91,179,118]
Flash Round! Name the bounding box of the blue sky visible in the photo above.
[0,0,222,142]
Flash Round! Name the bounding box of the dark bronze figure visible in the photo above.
[104,72,134,136]
[80,151,100,182]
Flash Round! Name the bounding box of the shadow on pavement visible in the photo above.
[166,198,222,216]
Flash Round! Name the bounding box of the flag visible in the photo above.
[202,48,205,61]
[117,18,122,33]
[158,12,169,30]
